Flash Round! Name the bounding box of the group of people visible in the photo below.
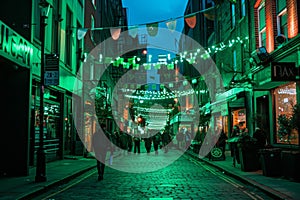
[91,125,172,181]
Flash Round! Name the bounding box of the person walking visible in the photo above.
[152,132,161,155]
[127,130,133,155]
[144,132,152,154]
[119,130,128,155]
[176,128,184,150]
[92,124,112,181]
[133,132,141,154]
[162,129,171,153]
[231,125,240,166]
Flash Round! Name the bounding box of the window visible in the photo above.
[276,0,288,40]
[90,15,95,43]
[240,0,246,18]
[231,3,236,28]
[274,82,298,145]
[258,3,266,47]
[233,49,237,76]
[66,7,73,67]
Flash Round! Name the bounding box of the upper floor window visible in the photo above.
[258,3,266,47]
[276,0,288,40]
[91,15,95,43]
[240,0,246,18]
[66,7,73,67]
[231,3,236,28]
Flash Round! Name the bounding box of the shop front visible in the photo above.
[211,88,247,138]
[254,60,299,147]
[0,20,34,176]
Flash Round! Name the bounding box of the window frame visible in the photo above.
[258,3,266,47]
[231,3,236,28]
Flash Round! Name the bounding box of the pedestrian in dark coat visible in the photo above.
[144,132,152,154]
[133,132,141,154]
[253,127,267,149]
[119,131,128,155]
[162,129,171,153]
[152,132,161,155]
[92,124,112,181]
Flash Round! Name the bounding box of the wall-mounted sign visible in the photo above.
[45,54,59,86]
[0,20,33,67]
[271,62,299,81]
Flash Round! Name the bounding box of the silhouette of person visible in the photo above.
[92,124,112,181]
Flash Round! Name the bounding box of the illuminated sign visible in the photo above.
[0,20,33,67]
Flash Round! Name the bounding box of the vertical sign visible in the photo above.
[45,54,59,86]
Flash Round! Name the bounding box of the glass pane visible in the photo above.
[274,82,298,145]
[277,0,286,13]
[259,7,266,30]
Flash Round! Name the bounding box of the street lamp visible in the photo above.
[35,0,51,183]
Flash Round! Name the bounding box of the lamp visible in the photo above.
[251,46,269,65]
[35,0,52,183]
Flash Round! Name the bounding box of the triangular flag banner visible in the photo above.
[203,8,215,21]
[185,15,196,29]
[77,28,88,40]
[110,28,121,40]
[128,26,138,38]
[166,20,177,33]
[146,23,158,37]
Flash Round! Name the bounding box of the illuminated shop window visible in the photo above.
[274,82,298,145]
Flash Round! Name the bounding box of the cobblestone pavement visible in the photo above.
[36,149,272,200]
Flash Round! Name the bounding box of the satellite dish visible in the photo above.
[275,34,286,44]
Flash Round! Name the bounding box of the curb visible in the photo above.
[17,151,123,200]
[17,165,96,200]
[186,150,293,200]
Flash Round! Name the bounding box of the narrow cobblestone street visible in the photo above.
[36,149,272,200]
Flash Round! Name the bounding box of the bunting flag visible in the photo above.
[128,26,138,38]
[185,15,196,29]
[146,23,158,37]
[77,28,88,40]
[110,28,121,40]
[166,20,177,33]
[203,7,215,21]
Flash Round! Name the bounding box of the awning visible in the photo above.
[211,88,246,114]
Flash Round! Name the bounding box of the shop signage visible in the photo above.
[45,54,59,86]
[0,20,32,67]
[271,62,299,81]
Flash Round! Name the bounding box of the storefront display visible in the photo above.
[274,82,298,145]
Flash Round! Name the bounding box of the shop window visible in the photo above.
[232,108,246,131]
[274,82,298,145]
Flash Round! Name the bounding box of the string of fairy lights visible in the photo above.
[96,35,249,71]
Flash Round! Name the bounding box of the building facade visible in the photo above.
[0,0,84,176]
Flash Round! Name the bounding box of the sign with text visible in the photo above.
[45,54,59,86]
[271,62,299,81]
